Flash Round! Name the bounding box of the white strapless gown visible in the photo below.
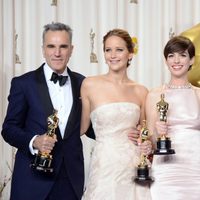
[82,102,151,200]
[150,88,200,200]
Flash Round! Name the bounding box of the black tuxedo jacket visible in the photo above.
[1,64,86,200]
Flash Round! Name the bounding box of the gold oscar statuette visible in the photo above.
[134,120,154,184]
[31,110,59,172]
[154,94,175,155]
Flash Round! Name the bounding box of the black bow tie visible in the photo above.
[50,72,68,86]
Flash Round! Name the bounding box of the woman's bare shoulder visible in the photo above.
[192,85,200,91]
[149,86,163,92]
[192,85,200,101]
[147,86,163,99]
[82,75,106,87]
[130,81,148,93]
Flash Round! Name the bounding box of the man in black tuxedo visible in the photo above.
[1,22,90,200]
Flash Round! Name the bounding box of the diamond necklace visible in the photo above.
[166,83,192,89]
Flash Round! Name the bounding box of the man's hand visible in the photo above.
[33,134,57,154]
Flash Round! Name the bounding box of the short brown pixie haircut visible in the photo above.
[164,35,195,60]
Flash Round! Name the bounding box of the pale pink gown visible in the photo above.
[151,88,200,200]
[82,102,151,200]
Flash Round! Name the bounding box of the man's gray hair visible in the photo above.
[42,22,73,43]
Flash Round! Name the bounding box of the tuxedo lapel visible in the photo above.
[35,64,54,117]
[63,69,82,139]
[35,64,63,140]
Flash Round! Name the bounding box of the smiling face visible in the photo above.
[163,36,195,80]
[166,50,194,78]
[42,30,73,74]
[104,35,133,72]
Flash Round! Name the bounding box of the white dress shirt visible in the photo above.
[29,64,73,154]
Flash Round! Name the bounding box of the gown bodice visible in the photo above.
[90,102,140,141]
[165,88,200,132]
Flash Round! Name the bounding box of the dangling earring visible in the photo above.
[128,58,132,66]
